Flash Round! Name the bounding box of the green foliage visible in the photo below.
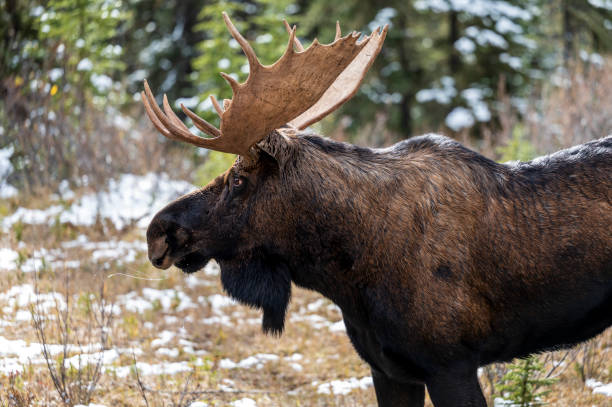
[496,125,537,162]
[497,355,557,407]
[6,0,130,110]
[194,151,236,186]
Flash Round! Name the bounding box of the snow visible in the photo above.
[454,37,476,55]
[151,330,176,347]
[156,347,179,358]
[65,349,120,368]
[500,53,522,70]
[77,58,93,71]
[207,294,237,312]
[0,335,104,373]
[0,284,65,314]
[416,77,457,104]
[368,7,397,32]
[586,379,612,397]
[74,404,107,407]
[316,376,373,395]
[329,320,346,332]
[0,145,17,198]
[415,0,531,20]
[466,27,508,49]
[495,17,523,34]
[175,96,200,109]
[306,299,326,312]
[91,74,113,92]
[255,34,273,44]
[220,353,280,370]
[462,88,492,122]
[48,68,64,82]
[110,361,193,377]
[188,403,208,407]
[588,0,612,10]
[2,173,193,231]
[117,288,196,313]
[0,248,18,270]
[230,398,256,407]
[446,107,475,131]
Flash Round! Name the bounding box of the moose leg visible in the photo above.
[372,369,425,407]
[425,367,486,407]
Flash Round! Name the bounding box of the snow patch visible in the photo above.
[316,376,373,395]
[0,248,18,270]
[230,398,256,407]
[2,173,193,231]
[446,107,475,131]
[586,379,612,397]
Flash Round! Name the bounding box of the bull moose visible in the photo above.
[141,12,612,407]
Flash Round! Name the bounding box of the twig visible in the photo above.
[132,351,150,407]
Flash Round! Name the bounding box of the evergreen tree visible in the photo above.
[497,355,557,406]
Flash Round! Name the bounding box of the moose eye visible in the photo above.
[233,176,244,188]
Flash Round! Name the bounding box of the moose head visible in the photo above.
[143,13,388,334]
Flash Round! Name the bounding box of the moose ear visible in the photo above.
[254,128,297,168]
[219,252,292,336]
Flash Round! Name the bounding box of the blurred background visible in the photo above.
[0,1,611,406]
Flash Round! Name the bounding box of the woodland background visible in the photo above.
[0,0,611,406]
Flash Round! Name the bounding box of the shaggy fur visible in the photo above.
[146,131,612,407]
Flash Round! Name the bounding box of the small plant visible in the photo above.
[497,355,557,406]
[31,271,114,406]
[496,125,537,163]
[194,151,236,186]
[0,372,35,407]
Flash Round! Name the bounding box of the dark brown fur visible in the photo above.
[147,131,612,407]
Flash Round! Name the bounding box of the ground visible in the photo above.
[0,173,610,407]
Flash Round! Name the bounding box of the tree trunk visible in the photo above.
[449,10,460,74]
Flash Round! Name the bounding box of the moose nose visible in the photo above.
[148,236,172,269]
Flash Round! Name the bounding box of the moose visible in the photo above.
[141,12,612,407]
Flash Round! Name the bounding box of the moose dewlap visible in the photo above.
[139,12,612,407]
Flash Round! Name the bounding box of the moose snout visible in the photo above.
[148,235,172,269]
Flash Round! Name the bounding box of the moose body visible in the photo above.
[147,131,612,406]
[140,12,611,406]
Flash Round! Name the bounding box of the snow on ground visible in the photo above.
[314,376,373,395]
[0,330,197,378]
[2,172,194,231]
[117,287,197,313]
[108,360,200,377]
[0,335,107,373]
[0,247,18,269]
[219,353,280,370]
[230,398,257,407]
[0,283,65,316]
[586,379,612,397]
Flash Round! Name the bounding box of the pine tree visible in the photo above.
[497,355,557,407]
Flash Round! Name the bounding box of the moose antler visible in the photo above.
[142,12,388,156]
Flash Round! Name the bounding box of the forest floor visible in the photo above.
[0,173,610,407]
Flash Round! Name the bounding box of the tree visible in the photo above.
[497,355,557,406]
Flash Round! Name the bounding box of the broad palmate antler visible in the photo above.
[142,12,388,156]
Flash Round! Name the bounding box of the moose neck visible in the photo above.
[266,133,510,311]
[270,135,429,307]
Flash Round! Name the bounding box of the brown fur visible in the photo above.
[147,131,612,407]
